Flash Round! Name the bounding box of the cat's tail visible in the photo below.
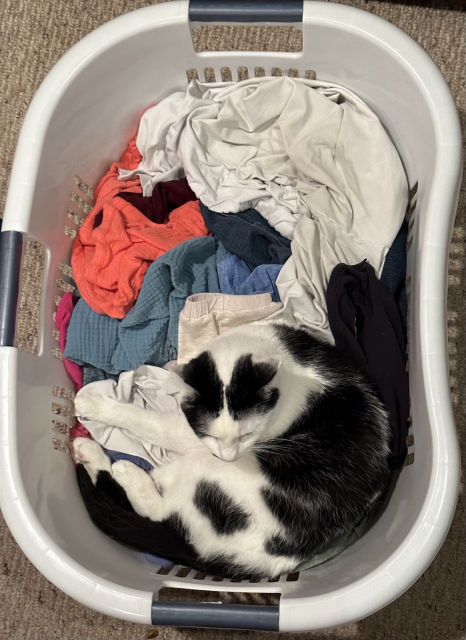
[76,464,199,568]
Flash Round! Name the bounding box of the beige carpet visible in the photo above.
[0,0,464,638]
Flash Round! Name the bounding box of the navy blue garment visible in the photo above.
[381,220,408,335]
[106,450,154,471]
[200,202,291,270]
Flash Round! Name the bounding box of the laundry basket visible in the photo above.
[0,0,462,632]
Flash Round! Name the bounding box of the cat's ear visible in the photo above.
[251,354,282,385]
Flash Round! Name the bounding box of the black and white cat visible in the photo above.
[73,322,391,580]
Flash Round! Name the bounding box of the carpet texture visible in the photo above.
[0,1,464,638]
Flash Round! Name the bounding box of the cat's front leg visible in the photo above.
[74,393,199,454]
[111,460,165,521]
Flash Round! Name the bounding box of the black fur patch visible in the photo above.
[77,465,259,580]
[194,480,250,535]
[180,351,224,436]
[264,534,300,558]
[95,470,136,512]
[274,323,365,376]
[226,354,279,420]
[261,487,315,558]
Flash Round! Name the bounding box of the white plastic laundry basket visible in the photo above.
[0,0,462,632]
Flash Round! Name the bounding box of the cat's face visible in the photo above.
[177,351,281,462]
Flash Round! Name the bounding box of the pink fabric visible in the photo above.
[55,292,84,391]
[69,423,92,440]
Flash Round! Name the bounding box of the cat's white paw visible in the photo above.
[72,438,111,483]
[111,459,144,484]
[72,437,100,463]
[74,393,116,422]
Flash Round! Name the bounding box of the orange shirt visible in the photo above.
[71,140,209,319]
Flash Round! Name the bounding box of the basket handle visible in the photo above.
[151,601,279,630]
[0,230,23,348]
[189,0,303,23]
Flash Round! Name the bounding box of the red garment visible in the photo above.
[69,423,92,440]
[55,292,83,391]
[71,142,210,319]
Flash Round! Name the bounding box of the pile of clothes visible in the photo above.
[60,76,410,566]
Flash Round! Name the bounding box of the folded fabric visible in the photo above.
[200,202,291,269]
[72,194,210,319]
[381,220,408,334]
[55,293,83,391]
[75,365,192,467]
[120,76,408,244]
[217,252,282,302]
[65,237,226,375]
[117,177,196,224]
[326,261,409,469]
[177,292,283,364]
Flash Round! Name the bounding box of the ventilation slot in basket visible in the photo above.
[52,385,75,401]
[186,67,317,84]
[56,278,75,294]
[52,420,70,435]
[52,438,71,453]
[74,175,94,200]
[59,262,74,279]
[67,210,85,228]
[51,401,73,418]
[204,67,216,82]
[221,66,233,81]
[70,192,92,215]
[154,564,300,586]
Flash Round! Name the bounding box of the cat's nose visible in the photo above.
[218,444,238,462]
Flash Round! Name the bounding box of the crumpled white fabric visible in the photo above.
[120,76,407,241]
[121,76,408,341]
[268,214,399,343]
[75,365,192,466]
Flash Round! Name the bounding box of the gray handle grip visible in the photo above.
[189,0,303,23]
[151,601,279,630]
[0,230,23,348]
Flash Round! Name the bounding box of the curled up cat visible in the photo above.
[73,322,392,580]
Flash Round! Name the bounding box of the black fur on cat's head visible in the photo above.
[174,350,281,462]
